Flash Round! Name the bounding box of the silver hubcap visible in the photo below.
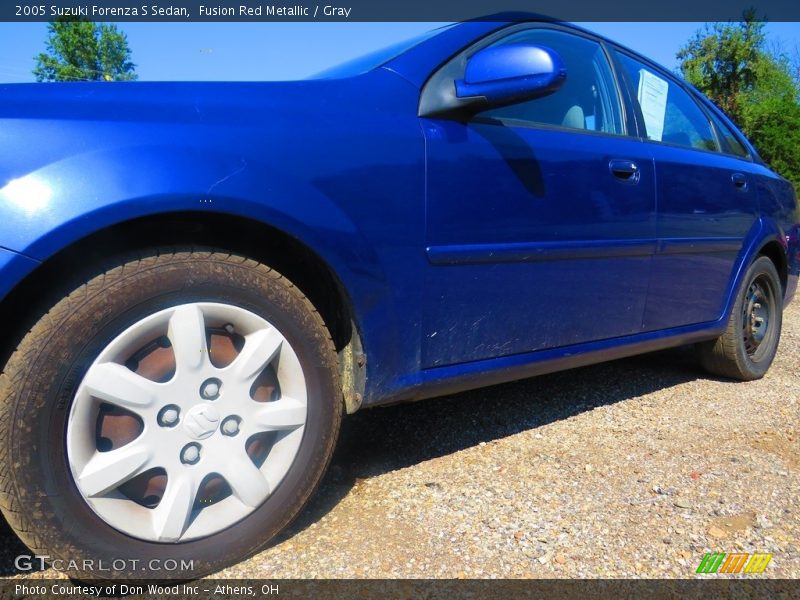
[742,278,772,357]
[66,302,308,542]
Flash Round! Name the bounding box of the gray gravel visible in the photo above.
[3,302,798,579]
[221,300,799,579]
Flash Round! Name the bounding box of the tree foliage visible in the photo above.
[34,18,136,82]
[678,13,800,192]
[677,12,767,120]
[677,11,800,190]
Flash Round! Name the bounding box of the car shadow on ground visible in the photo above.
[0,345,715,574]
[0,518,35,576]
[277,345,715,542]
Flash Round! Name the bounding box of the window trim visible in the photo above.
[418,22,630,139]
[606,45,646,139]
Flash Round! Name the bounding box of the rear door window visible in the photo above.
[616,52,719,152]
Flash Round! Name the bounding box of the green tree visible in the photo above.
[677,13,800,191]
[34,18,136,82]
[677,12,765,122]
[739,55,800,190]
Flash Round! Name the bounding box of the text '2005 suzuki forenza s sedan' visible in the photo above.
[0,16,797,578]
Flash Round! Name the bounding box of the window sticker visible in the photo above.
[637,69,669,141]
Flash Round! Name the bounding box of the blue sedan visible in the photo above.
[0,17,797,578]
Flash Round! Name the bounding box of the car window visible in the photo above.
[476,29,624,136]
[616,53,718,152]
[706,108,749,158]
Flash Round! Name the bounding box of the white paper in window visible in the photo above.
[637,69,668,142]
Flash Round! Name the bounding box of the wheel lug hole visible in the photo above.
[181,443,202,465]
[221,416,241,437]
[200,377,222,400]
[157,405,180,427]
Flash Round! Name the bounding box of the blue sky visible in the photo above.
[0,22,797,83]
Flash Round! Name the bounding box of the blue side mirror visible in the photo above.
[455,44,567,108]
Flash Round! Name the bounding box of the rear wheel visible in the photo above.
[699,256,783,381]
[0,249,341,579]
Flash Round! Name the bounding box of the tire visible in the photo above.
[699,256,783,381]
[0,248,342,579]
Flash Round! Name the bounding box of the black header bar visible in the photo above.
[3,0,800,22]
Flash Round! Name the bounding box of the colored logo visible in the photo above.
[696,553,772,574]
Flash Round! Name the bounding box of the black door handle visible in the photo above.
[731,173,748,190]
[609,159,640,183]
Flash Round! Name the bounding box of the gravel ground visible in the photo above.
[2,302,798,579]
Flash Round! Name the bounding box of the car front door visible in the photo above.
[613,51,761,331]
[421,26,656,368]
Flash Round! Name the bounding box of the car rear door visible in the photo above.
[612,50,761,331]
[421,25,656,368]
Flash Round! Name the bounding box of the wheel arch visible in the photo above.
[0,211,368,412]
[714,218,790,328]
[757,239,789,295]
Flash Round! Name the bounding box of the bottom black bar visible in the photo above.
[2,578,798,600]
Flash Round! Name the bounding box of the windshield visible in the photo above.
[312,24,454,79]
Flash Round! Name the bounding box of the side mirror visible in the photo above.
[455,44,566,111]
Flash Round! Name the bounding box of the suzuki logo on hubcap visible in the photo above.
[183,404,221,439]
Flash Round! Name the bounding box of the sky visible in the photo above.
[0,21,797,83]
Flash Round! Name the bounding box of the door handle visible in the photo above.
[731,172,748,190]
[609,159,640,183]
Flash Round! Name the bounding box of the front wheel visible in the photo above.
[699,255,783,381]
[0,249,341,579]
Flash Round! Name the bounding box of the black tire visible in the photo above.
[0,249,342,579]
[699,256,783,381]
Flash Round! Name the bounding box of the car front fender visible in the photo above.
[0,144,376,275]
